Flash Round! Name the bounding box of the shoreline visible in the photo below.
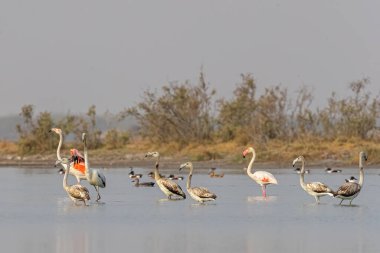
[0,155,377,170]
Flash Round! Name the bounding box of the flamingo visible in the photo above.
[55,157,90,205]
[81,133,106,201]
[242,147,278,197]
[179,162,217,203]
[333,151,367,205]
[292,156,334,204]
[145,151,186,200]
[49,128,86,183]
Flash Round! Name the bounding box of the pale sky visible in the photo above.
[0,0,379,117]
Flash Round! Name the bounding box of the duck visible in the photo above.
[345,176,358,183]
[325,167,342,173]
[129,167,143,179]
[168,174,184,180]
[294,167,310,174]
[208,168,225,178]
[131,178,155,187]
[148,171,165,178]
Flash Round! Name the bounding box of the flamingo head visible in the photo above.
[179,162,192,171]
[49,128,62,134]
[242,147,255,158]
[360,151,368,162]
[145,151,160,158]
[292,156,304,167]
[70,148,82,157]
[55,157,70,167]
[82,132,87,143]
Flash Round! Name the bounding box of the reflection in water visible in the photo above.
[247,196,278,203]
[55,227,90,253]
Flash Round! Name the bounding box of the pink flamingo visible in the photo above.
[243,147,278,197]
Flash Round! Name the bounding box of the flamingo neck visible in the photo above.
[246,150,256,177]
[186,164,193,189]
[63,162,69,190]
[83,138,91,178]
[154,156,161,180]
[358,154,365,187]
[56,132,63,160]
[299,158,307,191]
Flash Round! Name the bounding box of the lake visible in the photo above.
[0,166,379,253]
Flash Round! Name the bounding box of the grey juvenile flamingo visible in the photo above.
[145,151,186,199]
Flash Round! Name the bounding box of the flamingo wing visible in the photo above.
[95,170,106,188]
[336,182,361,197]
[160,178,186,198]
[68,184,90,200]
[253,171,278,184]
[306,182,333,193]
[191,187,217,199]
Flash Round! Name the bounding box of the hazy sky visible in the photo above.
[1,0,379,117]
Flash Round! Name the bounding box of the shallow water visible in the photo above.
[1,166,380,253]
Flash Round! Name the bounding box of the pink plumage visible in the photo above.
[243,147,278,197]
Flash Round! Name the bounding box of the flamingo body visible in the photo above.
[293,156,334,204]
[333,151,367,205]
[145,152,186,200]
[179,162,217,203]
[249,171,278,185]
[56,158,90,205]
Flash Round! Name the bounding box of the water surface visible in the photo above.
[0,166,379,252]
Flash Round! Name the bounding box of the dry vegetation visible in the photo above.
[3,72,380,167]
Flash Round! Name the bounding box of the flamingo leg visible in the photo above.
[261,185,267,198]
[94,185,101,201]
[315,196,320,204]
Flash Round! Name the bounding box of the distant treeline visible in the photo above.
[15,72,380,155]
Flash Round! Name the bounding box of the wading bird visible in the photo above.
[129,168,142,179]
[145,151,186,200]
[50,128,86,182]
[242,147,278,197]
[82,133,106,201]
[56,158,90,205]
[131,178,155,187]
[325,168,342,173]
[179,162,217,203]
[208,168,224,178]
[294,167,310,174]
[168,174,184,180]
[333,152,367,205]
[293,156,334,204]
[344,176,357,183]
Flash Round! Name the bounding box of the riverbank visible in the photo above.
[1,137,379,169]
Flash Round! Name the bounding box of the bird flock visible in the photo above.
[50,127,368,206]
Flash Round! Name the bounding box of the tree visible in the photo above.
[120,71,216,144]
[217,74,288,143]
[16,105,55,155]
[318,78,379,138]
